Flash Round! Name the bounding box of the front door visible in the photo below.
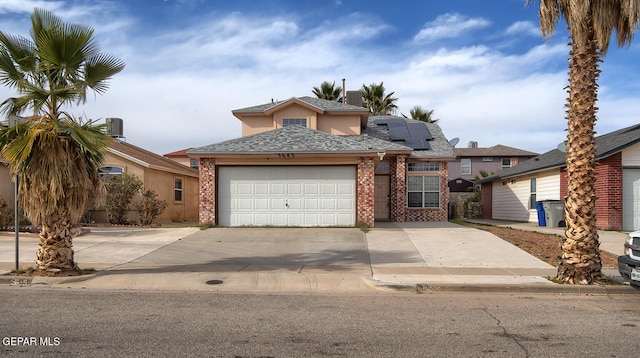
[374,175,390,220]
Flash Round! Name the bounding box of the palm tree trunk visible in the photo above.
[36,211,77,273]
[557,24,604,284]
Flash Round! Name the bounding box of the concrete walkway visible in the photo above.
[0,222,633,294]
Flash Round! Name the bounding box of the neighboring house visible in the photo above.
[92,140,200,223]
[450,142,538,181]
[164,148,200,170]
[188,96,456,228]
[0,156,13,205]
[478,123,640,231]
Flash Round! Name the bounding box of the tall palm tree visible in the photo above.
[403,106,439,123]
[312,81,342,101]
[0,8,124,274]
[362,82,398,115]
[529,0,640,284]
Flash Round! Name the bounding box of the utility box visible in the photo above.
[542,200,565,227]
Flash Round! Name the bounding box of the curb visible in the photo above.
[380,282,639,295]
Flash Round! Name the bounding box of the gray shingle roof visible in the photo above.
[189,125,411,155]
[455,144,538,157]
[479,123,640,182]
[232,96,369,114]
[363,116,456,159]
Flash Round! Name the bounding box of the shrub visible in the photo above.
[105,174,143,224]
[135,189,167,226]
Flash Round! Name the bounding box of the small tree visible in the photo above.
[135,189,167,226]
[105,174,142,225]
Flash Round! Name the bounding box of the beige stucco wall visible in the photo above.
[239,104,361,136]
[90,154,199,224]
[0,164,14,204]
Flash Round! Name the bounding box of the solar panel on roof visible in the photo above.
[374,117,434,150]
[405,139,431,150]
[407,122,433,141]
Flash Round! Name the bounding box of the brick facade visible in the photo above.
[357,156,376,227]
[404,161,450,222]
[198,158,216,224]
[197,155,452,227]
[389,155,407,222]
[560,153,622,230]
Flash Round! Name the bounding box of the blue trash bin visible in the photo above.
[535,201,546,226]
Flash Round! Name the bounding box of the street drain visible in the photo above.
[206,280,224,285]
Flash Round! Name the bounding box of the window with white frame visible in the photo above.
[502,158,512,169]
[189,158,199,169]
[461,158,471,175]
[174,178,183,202]
[282,118,307,127]
[530,178,537,209]
[407,162,440,208]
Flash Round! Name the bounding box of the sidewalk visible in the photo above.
[0,222,634,294]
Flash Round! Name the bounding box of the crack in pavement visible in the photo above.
[482,305,530,357]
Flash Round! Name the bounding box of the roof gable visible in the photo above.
[232,96,369,116]
[455,144,538,157]
[108,140,199,177]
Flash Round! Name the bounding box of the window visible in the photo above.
[408,176,440,208]
[282,118,307,127]
[408,162,440,172]
[99,166,123,180]
[461,159,471,175]
[530,178,537,210]
[189,158,199,169]
[502,158,512,169]
[174,178,183,202]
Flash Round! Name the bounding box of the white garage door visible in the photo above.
[218,166,356,227]
[623,168,640,231]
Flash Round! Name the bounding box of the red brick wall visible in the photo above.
[357,157,375,227]
[559,152,622,230]
[404,161,449,222]
[595,153,622,229]
[389,155,407,222]
[198,158,216,225]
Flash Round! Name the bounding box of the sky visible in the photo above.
[1,0,640,155]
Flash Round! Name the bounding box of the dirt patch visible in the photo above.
[464,223,618,268]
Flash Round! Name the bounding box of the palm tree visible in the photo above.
[528,0,639,284]
[0,8,124,274]
[362,82,398,115]
[403,106,439,123]
[312,81,342,101]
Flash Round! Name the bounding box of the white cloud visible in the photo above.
[505,21,540,36]
[1,3,638,157]
[414,13,490,42]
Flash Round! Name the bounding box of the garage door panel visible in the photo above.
[218,166,355,227]
[288,183,302,195]
[237,183,252,195]
[338,183,354,195]
[255,183,269,195]
[271,183,285,195]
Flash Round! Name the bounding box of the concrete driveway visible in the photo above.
[0,222,572,292]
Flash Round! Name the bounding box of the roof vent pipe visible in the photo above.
[342,78,346,104]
